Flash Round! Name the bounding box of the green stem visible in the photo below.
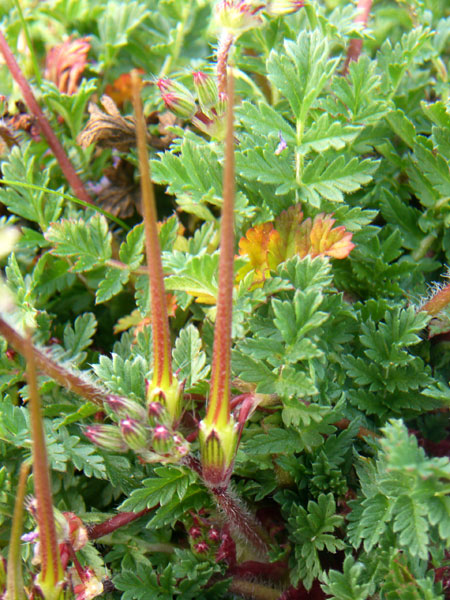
[6,462,30,600]
[411,232,437,262]
[159,0,192,78]
[295,117,304,186]
[0,179,130,231]
[13,0,42,88]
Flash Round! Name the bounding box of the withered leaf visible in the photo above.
[95,158,140,219]
[77,95,138,152]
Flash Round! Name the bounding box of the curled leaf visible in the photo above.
[45,37,90,95]
[77,96,138,151]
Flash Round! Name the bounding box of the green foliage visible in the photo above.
[0,0,449,598]
[280,492,346,589]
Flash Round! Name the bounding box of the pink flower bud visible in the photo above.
[194,541,210,554]
[208,527,220,542]
[156,78,196,119]
[189,526,202,539]
[151,425,174,455]
[192,71,218,113]
[104,395,146,421]
[148,401,166,426]
[216,0,264,35]
[120,419,151,451]
[84,425,128,452]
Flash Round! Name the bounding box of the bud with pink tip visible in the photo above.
[151,425,174,455]
[189,526,202,539]
[84,425,128,452]
[148,401,167,426]
[215,0,264,36]
[104,395,146,421]
[194,541,210,554]
[156,78,196,119]
[266,0,304,15]
[120,419,150,451]
[193,71,218,114]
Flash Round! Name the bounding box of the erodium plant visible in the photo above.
[0,0,450,599]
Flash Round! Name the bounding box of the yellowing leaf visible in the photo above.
[238,205,354,285]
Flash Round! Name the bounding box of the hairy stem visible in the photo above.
[23,333,64,599]
[421,283,450,316]
[0,317,111,406]
[131,70,172,389]
[217,32,234,95]
[228,578,281,600]
[87,509,150,540]
[212,487,270,560]
[205,74,235,429]
[342,0,373,75]
[0,31,93,206]
[6,462,30,600]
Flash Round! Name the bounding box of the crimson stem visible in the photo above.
[342,0,373,75]
[0,31,93,206]
[0,317,111,406]
[131,71,173,392]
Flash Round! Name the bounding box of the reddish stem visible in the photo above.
[0,317,114,406]
[217,32,234,95]
[131,70,172,389]
[212,487,270,560]
[87,509,150,540]
[342,0,373,75]
[23,333,64,593]
[421,283,450,316]
[207,74,235,428]
[0,31,93,205]
[228,577,281,600]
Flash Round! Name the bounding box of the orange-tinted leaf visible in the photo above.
[104,69,144,108]
[45,37,90,95]
[238,222,276,282]
[269,205,304,268]
[304,213,355,259]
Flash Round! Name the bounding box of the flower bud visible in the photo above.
[199,418,238,489]
[151,425,174,455]
[266,0,304,16]
[147,377,184,425]
[208,527,220,542]
[104,395,147,421]
[189,526,202,539]
[215,0,264,35]
[120,418,150,451]
[193,71,218,114]
[156,78,196,119]
[192,111,226,141]
[148,401,167,426]
[84,425,128,452]
[193,541,210,554]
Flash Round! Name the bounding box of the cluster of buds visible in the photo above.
[156,73,227,140]
[84,394,189,463]
[185,513,222,557]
